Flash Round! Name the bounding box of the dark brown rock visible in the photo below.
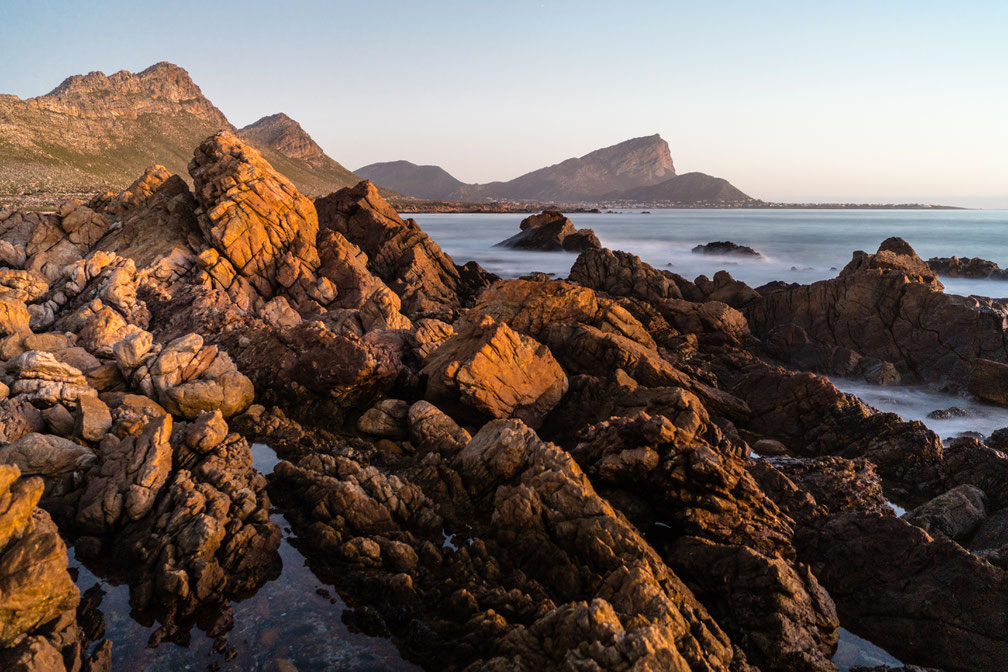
[569,247,682,303]
[796,512,1008,672]
[692,241,762,258]
[315,180,465,318]
[745,238,1008,388]
[495,209,601,252]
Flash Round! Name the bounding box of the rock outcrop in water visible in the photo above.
[692,240,763,258]
[2,132,1007,671]
[746,237,1008,392]
[928,255,1008,280]
[495,209,602,252]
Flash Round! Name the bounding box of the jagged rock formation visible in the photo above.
[745,237,1008,390]
[315,179,488,318]
[1,128,1005,671]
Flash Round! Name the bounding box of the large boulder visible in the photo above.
[969,358,1008,406]
[118,332,254,419]
[466,278,656,349]
[422,315,568,428]
[902,484,986,543]
[75,414,173,532]
[0,465,79,648]
[0,298,31,337]
[189,131,321,305]
[570,247,682,304]
[0,433,96,500]
[6,351,97,406]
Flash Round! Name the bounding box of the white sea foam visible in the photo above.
[830,378,1008,440]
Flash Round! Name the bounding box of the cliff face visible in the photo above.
[0,63,362,201]
[455,134,677,203]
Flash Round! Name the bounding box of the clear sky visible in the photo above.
[2,0,1006,206]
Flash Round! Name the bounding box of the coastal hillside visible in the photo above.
[239,113,363,196]
[356,160,467,200]
[0,62,364,201]
[605,171,752,205]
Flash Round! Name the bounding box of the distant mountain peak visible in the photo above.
[358,134,748,206]
[239,113,330,167]
[570,133,676,184]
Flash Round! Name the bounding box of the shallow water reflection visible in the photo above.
[68,443,418,671]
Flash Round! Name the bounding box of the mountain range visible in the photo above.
[0,62,362,200]
[0,61,752,207]
[357,134,752,206]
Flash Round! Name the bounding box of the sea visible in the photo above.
[414,208,1008,297]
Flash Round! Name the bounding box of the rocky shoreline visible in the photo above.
[0,130,1004,671]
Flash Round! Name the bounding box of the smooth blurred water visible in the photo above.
[831,379,1008,440]
[413,208,1008,297]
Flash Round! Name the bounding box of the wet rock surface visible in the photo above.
[1,131,1004,671]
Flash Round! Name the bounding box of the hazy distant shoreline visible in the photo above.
[395,201,970,214]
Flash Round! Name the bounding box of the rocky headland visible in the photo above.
[0,130,1005,672]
